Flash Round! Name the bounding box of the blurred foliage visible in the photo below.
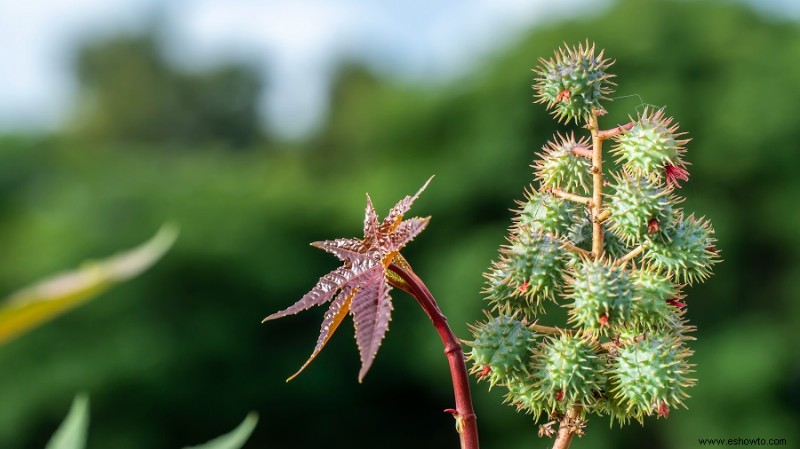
[0,0,798,448]
[45,395,256,449]
[0,224,176,346]
[46,395,89,449]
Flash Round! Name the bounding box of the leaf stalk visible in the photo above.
[388,262,480,449]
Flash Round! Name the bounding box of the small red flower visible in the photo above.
[667,298,687,309]
[665,163,690,189]
[657,401,670,418]
[555,389,564,402]
[556,88,571,103]
[517,279,530,294]
[647,218,660,235]
[598,313,609,328]
[477,365,492,379]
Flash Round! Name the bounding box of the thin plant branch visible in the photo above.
[549,188,592,205]
[560,240,594,259]
[614,245,647,266]
[596,121,634,140]
[530,323,575,336]
[571,146,593,158]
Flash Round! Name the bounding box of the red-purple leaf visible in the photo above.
[286,287,355,382]
[262,261,376,322]
[349,269,393,383]
[364,194,381,245]
[389,217,430,251]
[264,178,432,381]
[311,238,367,262]
[381,176,433,234]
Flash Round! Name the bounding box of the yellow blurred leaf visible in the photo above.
[0,224,178,346]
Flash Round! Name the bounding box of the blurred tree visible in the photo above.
[72,33,265,149]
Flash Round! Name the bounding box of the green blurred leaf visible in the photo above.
[0,224,178,346]
[45,394,90,449]
[182,412,259,449]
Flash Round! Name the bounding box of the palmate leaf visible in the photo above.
[264,178,432,382]
[285,287,355,382]
[263,259,378,322]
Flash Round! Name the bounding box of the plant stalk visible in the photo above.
[388,262,479,449]
[551,110,609,449]
[589,112,605,260]
[552,405,582,449]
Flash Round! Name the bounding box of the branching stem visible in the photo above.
[388,262,479,449]
[560,240,594,259]
[596,121,635,140]
[530,323,574,335]
[614,244,647,266]
[549,188,592,205]
[571,146,593,158]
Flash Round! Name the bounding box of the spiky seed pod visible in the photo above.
[533,41,615,124]
[593,370,636,427]
[567,211,630,264]
[612,333,695,422]
[611,108,690,179]
[483,229,566,317]
[643,214,719,284]
[565,259,635,336]
[629,269,682,332]
[467,313,538,387]
[504,375,549,421]
[608,174,679,244]
[534,133,593,194]
[515,188,577,236]
[533,333,605,414]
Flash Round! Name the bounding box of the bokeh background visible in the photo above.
[1,0,799,448]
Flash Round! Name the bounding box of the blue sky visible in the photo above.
[0,0,796,138]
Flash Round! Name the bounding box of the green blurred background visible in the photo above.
[1,0,799,448]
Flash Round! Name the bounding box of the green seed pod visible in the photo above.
[533,41,615,124]
[504,375,549,421]
[534,133,593,194]
[514,188,577,236]
[565,259,635,336]
[594,372,637,427]
[484,229,566,317]
[608,174,678,244]
[611,108,689,179]
[612,334,695,421]
[643,214,719,284]
[467,313,537,387]
[533,333,605,413]
[629,268,682,332]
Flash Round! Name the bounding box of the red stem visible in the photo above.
[388,262,479,449]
